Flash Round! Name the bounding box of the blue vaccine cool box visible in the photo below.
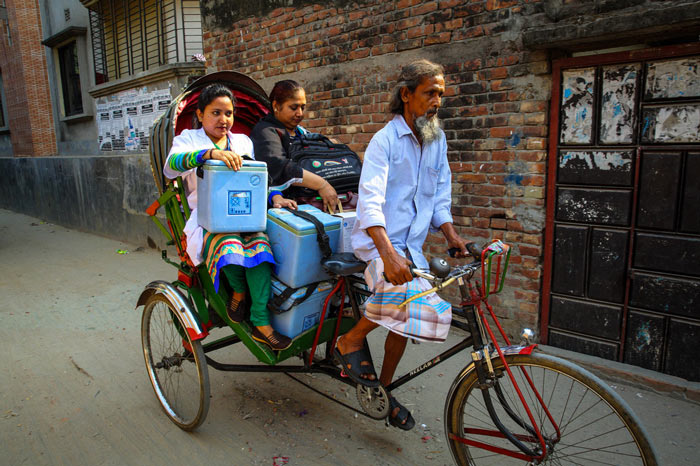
[266,204,341,288]
[197,159,268,233]
[269,279,334,339]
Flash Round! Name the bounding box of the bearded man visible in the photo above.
[334,59,469,430]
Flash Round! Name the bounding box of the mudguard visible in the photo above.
[448,344,538,391]
[136,280,208,341]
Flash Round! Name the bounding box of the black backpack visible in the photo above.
[287,133,362,197]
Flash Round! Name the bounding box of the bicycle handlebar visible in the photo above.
[448,242,483,259]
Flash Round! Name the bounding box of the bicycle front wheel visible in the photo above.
[142,293,210,430]
[445,352,657,465]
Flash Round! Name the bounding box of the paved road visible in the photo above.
[1,208,698,465]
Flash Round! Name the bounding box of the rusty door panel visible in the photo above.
[556,188,632,225]
[588,229,628,303]
[558,150,634,186]
[548,330,618,360]
[665,320,700,381]
[637,152,681,230]
[624,311,665,371]
[549,296,622,340]
[630,273,700,319]
[633,233,700,275]
[551,225,588,296]
[680,153,700,233]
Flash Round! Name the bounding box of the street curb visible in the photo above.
[538,345,700,406]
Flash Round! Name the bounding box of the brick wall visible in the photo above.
[0,0,57,156]
[202,0,551,335]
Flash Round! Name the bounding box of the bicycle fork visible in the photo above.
[450,278,562,463]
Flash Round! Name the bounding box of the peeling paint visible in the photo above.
[560,68,595,144]
[641,105,700,143]
[559,151,631,171]
[646,57,700,99]
[600,64,639,144]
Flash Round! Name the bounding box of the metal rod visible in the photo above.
[386,336,474,391]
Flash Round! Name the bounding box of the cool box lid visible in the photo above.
[267,204,340,235]
[202,159,267,171]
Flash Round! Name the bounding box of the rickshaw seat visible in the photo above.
[322,253,366,276]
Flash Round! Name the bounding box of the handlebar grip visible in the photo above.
[448,242,483,259]
[383,266,417,282]
[466,242,483,259]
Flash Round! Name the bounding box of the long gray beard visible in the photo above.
[415,115,441,143]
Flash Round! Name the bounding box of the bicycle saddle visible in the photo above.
[322,253,366,276]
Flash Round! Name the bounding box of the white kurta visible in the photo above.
[163,128,254,265]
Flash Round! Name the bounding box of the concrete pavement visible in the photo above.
[1,208,698,465]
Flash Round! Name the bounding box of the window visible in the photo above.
[87,0,202,84]
[58,41,84,116]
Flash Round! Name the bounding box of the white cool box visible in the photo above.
[333,211,356,253]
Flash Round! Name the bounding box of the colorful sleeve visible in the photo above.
[167,149,208,173]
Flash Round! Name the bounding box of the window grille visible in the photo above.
[88,0,202,84]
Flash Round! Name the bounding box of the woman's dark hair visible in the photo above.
[269,80,303,109]
[197,83,235,113]
[389,59,444,115]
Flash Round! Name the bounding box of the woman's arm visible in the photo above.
[251,124,303,184]
[297,170,338,213]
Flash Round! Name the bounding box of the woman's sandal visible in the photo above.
[227,294,245,323]
[387,395,415,431]
[251,327,292,351]
[333,345,380,388]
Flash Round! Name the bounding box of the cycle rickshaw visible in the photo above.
[137,71,658,465]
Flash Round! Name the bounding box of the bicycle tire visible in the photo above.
[142,293,210,431]
[444,352,657,465]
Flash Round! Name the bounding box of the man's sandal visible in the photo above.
[333,346,380,388]
[227,295,245,323]
[251,327,292,351]
[387,395,415,431]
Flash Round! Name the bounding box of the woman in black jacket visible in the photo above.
[251,80,339,212]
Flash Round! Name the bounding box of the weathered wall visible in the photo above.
[202,0,552,334]
[0,155,167,248]
[200,0,700,336]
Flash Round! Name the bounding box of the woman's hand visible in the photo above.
[209,149,243,171]
[271,194,297,209]
[318,181,339,214]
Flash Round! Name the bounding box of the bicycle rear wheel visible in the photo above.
[142,293,210,430]
[445,352,657,465]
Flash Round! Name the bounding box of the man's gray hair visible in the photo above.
[389,59,445,115]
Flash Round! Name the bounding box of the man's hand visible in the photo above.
[440,223,469,258]
[383,250,413,285]
[366,225,413,285]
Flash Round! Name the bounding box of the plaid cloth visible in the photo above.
[363,257,452,342]
[202,231,275,292]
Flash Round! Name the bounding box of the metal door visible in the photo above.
[542,43,700,381]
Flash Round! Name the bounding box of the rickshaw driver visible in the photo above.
[334,59,470,430]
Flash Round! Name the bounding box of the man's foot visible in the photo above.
[387,395,415,431]
[227,291,246,323]
[334,337,379,388]
[251,326,292,351]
